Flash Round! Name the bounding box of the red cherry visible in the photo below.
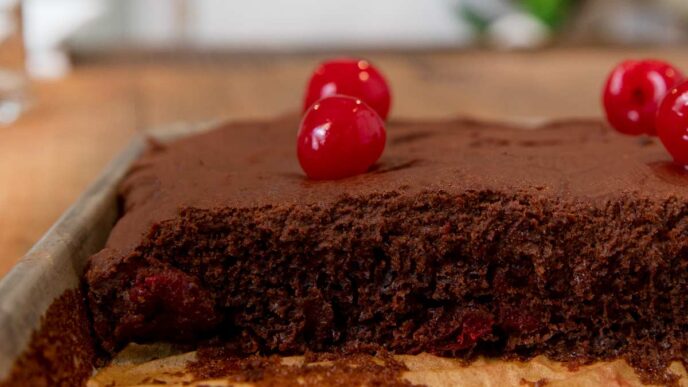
[602,59,683,135]
[297,95,386,180]
[303,58,392,120]
[656,81,688,166]
[437,312,494,351]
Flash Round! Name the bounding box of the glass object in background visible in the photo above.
[0,0,27,125]
[459,0,576,49]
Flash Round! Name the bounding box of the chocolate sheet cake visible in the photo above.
[84,117,688,376]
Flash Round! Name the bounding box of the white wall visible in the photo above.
[185,0,472,49]
[70,0,474,50]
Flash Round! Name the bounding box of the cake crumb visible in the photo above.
[0,289,96,387]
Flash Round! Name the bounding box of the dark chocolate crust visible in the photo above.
[187,350,415,386]
[84,117,688,380]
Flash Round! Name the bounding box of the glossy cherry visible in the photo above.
[656,81,688,167]
[602,59,683,135]
[303,58,392,120]
[297,95,386,180]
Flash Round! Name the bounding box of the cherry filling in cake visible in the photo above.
[85,117,688,380]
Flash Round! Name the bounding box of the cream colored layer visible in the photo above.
[88,343,687,387]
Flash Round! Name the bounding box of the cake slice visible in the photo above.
[84,117,688,376]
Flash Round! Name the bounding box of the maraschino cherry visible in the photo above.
[602,59,683,135]
[297,95,386,180]
[656,81,688,167]
[303,58,391,120]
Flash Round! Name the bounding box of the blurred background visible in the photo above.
[13,0,688,71]
[2,0,688,276]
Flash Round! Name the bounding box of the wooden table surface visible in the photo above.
[1,47,687,277]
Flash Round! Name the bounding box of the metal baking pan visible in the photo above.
[0,122,215,381]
